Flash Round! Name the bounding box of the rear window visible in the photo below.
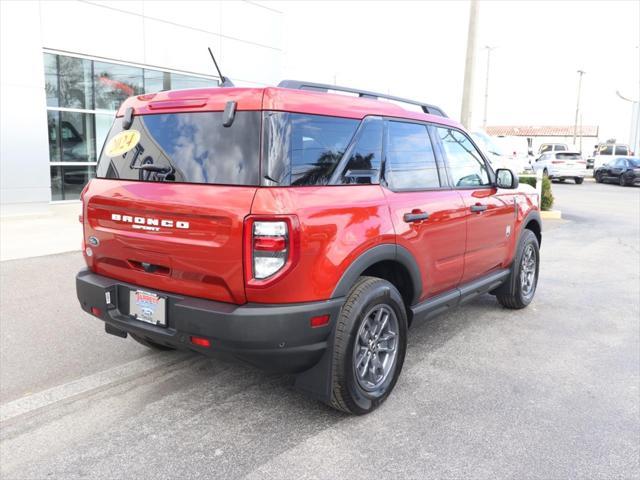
[97,111,261,185]
[615,145,629,155]
[556,153,581,160]
[598,145,614,155]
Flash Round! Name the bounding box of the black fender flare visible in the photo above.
[520,209,542,247]
[330,243,423,305]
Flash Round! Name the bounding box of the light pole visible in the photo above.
[572,70,585,147]
[616,89,640,155]
[460,0,479,129]
[482,46,496,129]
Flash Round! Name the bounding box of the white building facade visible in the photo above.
[0,0,283,212]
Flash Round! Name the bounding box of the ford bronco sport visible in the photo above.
[76,80,541,414]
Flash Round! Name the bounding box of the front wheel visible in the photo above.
[574,177,584,184]
[619,175,627,186]
[595,172,604,183]
[329,276,408,415]
[495,229,540,309]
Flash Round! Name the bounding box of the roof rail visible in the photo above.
[277,80,448,118]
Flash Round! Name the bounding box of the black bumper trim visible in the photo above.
[76,269,344,374]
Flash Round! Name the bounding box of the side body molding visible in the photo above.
[330,243,423,305]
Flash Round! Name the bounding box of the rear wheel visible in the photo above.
[574,177,584,184]
[495,230,539,309]
[619,175,627,186]
[130,333,176,351]
[330,276,407,415]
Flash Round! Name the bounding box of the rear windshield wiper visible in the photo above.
[132,164,173,173]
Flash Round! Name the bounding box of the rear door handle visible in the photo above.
[403,211,430,223]
[470,204,488,213]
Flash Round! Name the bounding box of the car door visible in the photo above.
[610,158,626,179]
[433,126,516,284]
[381,119,467,300]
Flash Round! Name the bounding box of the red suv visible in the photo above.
[76,80,541,414]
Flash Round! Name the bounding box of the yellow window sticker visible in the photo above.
[105,130,141,157]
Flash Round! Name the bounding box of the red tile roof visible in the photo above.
[486,125,599,137]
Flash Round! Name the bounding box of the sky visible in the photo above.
[276,0,640,145]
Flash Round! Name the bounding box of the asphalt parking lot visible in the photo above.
[1,180,638,479]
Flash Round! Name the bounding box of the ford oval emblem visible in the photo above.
[88,236,99,247]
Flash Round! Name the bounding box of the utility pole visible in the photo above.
[460,0,479,129]
[482,46,496,129]
[572,70,585,146]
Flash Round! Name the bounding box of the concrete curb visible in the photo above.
[541,210,562,220]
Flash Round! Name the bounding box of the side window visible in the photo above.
[384,121,440,190]
[340,118,383,184]
[556,144,567,151]
[436,127,491,187]
[615,158,627,168]
[540,144,552,153]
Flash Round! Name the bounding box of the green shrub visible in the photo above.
[541,176,554,211]
[519,176,537,188]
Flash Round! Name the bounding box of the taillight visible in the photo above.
[244,216,299,286]
[551,160,565,164]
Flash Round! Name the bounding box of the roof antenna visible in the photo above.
[208,47,234,87]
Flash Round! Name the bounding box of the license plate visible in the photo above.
[129,289,166,327]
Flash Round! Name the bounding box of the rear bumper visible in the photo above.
[549,168,585,178]
[76,268,343,373]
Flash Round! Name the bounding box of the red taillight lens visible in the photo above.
[190,336,211,348]
[551,160,565,164]
[577,161,586,164]
[310,314,330,328]
[244,216,299,286]
[253,236,286,251]
[91,307,102,317]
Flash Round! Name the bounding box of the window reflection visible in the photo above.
[94,62,143,110]
[386,121,440,190]
[44,53,218,200]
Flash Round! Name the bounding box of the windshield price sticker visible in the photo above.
[105,130,141,157]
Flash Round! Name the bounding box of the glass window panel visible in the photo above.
[170,72,217,90]
[47,111,61,162]
[44,53,59,107]
[615,145,629,155]
[341,118,383,184]
[95,113,115,156]
[50,165,96,201]
[437,127,491,187]
[143,69,171,93]
[94,61,143,110]
[58,55,93,109]
[385,121,440,190]
[264,112,359,186]
[97,112,261,186]
[59,111,96,162]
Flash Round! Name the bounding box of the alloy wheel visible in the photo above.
[352,304,399,392]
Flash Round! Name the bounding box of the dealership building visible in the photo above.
[0,1,283,213]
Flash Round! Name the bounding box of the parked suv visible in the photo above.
[533,151,586,184]
[76,80,542,414]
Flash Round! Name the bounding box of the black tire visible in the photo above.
[130,333,176,351]
[495,229,540,309]
[619,175,627,186]
[595,171,603,183]
[330,276,408,415]
[574,177,584,184]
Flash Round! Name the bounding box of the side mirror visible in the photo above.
[496,168,519,189]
